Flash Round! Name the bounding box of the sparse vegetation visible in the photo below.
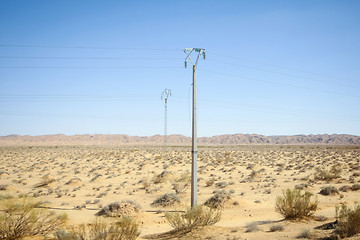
[172,173,191,194]
[297,229,313,239]
[314,165,341,181]
[320,186,339,196]
[165,205,221,232]
[0,196,67,240]
[269,225,284,232]
[335,203,360,238]
[203,190,232,209]
[275,188,318,219]
[96,201,141,218]
[34,174,56,188]
[55,217,140,240]
[151,193,181,207]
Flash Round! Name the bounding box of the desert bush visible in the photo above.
[335,203,360,238]
[351,184,360,191]
[96,201,141,218]
[275,188,318,219]
[245,222,261,232]
[320,186,339,196]
[205,178,215,187]
[269,225,284,232]
[141,178,152,192]
[203,190,231,209]
[297,229,313,239]
[153,171,172,184]
[34,174,56,188]
[165,205,221,232]
[172,173,191,194]
[152,193,181,207]
[314,165,341,181]
[339,185,351,192]
[0,196,67,240]
[55,217,140,240]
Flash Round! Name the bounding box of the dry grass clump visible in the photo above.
[335,203,360,238]
[269,224,284,232]
[314,165,341,181]
[297,229,313,239]
[0,184,10,191]
[152,193,181,207]
[165,205,221,232]
[172,173,191,194]
[351,184,360,191]
[153,171,172,184]
[275,188,318,219]
[34,174,56,188]
[320,186,339,196]
[55,217,140,240]
[0,196,67,240]
[95,201,142,218]
[203,190,232,209]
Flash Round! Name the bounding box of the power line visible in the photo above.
[0,56,181,60]
[209,51,359,84]
[0,44,182,51]
[199,69,360,98]
[208,59,360,89]
[0,66,182,69]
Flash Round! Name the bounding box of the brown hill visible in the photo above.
[0,133,359,146]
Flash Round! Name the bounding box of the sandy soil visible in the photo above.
[1,145,360,239]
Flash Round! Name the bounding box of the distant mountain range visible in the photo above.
[0,133,359,146]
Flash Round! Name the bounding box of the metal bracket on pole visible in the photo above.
[184,48,205,208]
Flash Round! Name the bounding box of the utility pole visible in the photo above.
[184,48,205,207]
[161,89,172,160]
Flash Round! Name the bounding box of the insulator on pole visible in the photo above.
[185,61,187,68]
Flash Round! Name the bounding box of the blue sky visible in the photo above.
[0,0,359,137]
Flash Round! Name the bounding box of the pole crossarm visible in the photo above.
[184,48,205,208]
[161,89,172,101]
[184,48,206,67]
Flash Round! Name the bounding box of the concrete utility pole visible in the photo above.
[184,48,205,207]
[161,89,172,159]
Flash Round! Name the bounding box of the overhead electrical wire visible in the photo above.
[199,69,360,98]
[0,44,182,51]
[0,66,182,69]
[0,56,182,60]
[209,51,359,84]
[207,59,360,89]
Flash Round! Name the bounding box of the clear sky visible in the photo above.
[0,0,359,137]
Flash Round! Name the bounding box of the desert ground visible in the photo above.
[1,144,360,239]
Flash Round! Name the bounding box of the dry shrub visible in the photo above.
[269,225,284,232]
[314,165,341,181]
[275,188,318,219]
[297,229,313,239]
[320,186,339,196]
[165,206,221,232]
[34,174,56,188]
[0,196,67,240]
[203,190,231,209]
[152,193,181,207]
[153,171,172,184]
[96,201,142,218]
[335,203,360,238]
[55,217,140,240]
[172,173,191,194]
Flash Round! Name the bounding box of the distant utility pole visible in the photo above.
[184,48,206,207]
[161,89,172,159]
